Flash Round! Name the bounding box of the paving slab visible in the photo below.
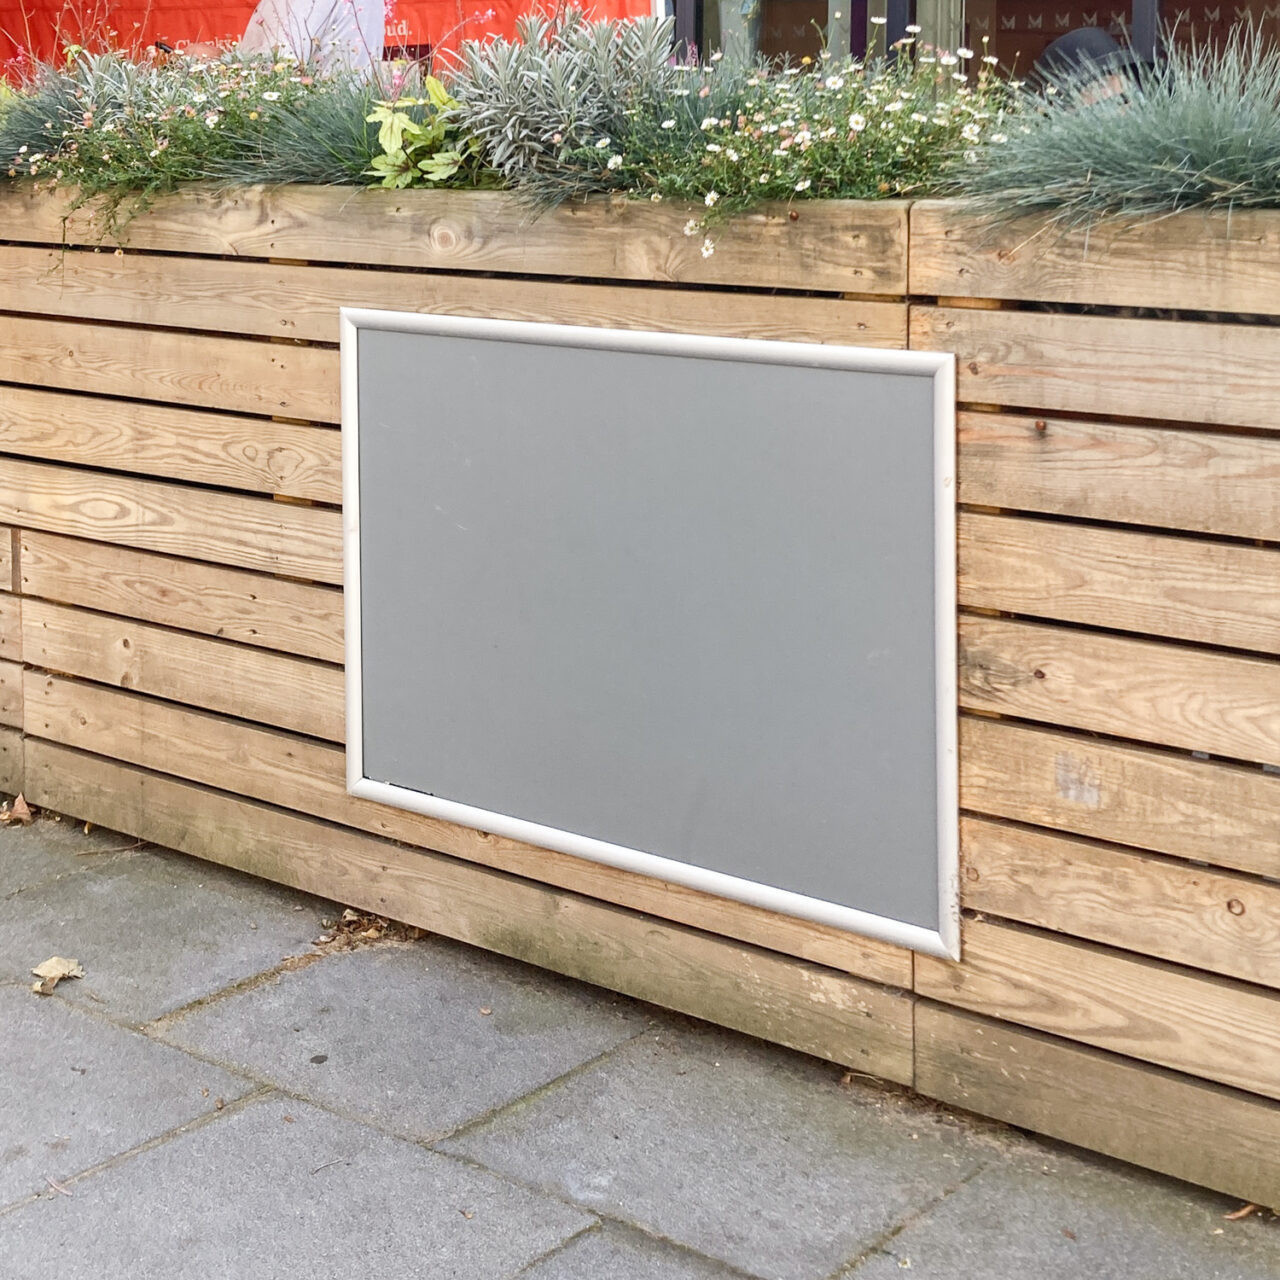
[0,1095,594,1279]
[440,1023,996,1280]
[0,848,325,1022]
[158,939,648,1140]
[0,985,250,1209]
[848,1148,1280,1280]
[517,1222,750,1279]
[0,817,143,896]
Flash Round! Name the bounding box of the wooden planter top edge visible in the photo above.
[0,184,910,296]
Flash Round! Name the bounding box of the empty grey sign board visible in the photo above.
[343,311,958,959]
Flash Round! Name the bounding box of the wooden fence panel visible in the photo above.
[916,917,1280,1098]
[959,511,1280,654]
[958,412,1280,540]
[0,245,908,349]
[0,458,342,583]
[19,533,344,664]
[960,716,1280,880]
[914,307,1280,429]
[22,599,343,741]
[961,816,1280,988]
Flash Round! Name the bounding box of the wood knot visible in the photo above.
[963,866,980,882]
[1033,668,1046,680]
[1034,420,1047,433]
[967,362,980,375]
[1227,898,1246,916]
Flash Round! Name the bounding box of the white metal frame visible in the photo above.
[341,310,960,960]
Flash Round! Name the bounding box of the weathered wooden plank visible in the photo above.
[0,725,21,796]
[0,385,341,501]
[913,307,1280,430]
[0,594,19,663]
[915,1003,1280,1208]
[961,815,1280,988]
[917,917,1280,1099]
[910,201,1280,313]
[960,615,1280,767]
[0,244,908,349]
[0,660,20,728]
[22,599,343,741]
[959,511,1280,653]
[0,526,11,591]
[0,457,342,584]
[958,412,1280,541]
[23,739,916,1079]
[25,674,912,986]
[0,185,911,295]
[20,533,343,664]
[0,315,338,422]
[960,716,1280,880]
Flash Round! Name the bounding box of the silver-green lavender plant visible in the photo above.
[448,9,679,185]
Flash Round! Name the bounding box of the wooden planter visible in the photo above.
[0,184,1277,1204]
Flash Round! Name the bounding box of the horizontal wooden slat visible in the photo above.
[914,307,1280,429]
[959,511,1280,653]
[917,918,1280,1098]
[0,594,18,662]
[915,1003,1280,1208]
[0,315,338,421]
[0,385,341,500]
[958,412,1280,541]
[0,659,20,728]
[960,717,1280,880]
[0,244,908,349]
[22,599,342,741]
[0,725,21,795]
[20,532,343,664]
[0,186,910,295]
[25,674,911,987]
[23,739,915,1079]
[910,202,1280,313]
[961,815,1280,987]
[960,615,1280,767]
[0,457,342,583]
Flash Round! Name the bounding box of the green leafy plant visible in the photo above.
[364,76,477,188]
[956,24,1280,225]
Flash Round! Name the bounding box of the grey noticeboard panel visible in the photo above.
[342,312,958,959]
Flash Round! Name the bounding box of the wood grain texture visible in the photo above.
[917,917,1280,1098]
[0,725,21,796]
[915,1003,1280,1208]
[0,244,907,349]
[0,527,10,591]
[913,307,1280,429]
[0,315,338,421]
[20,532,343,664]
[0,385,341,501]
[0,660,20,728]
[0,185,910,295]
[0,458,342,583]
[25,674,911,986]
[0,594,19,663]
[960,615,1280,767]
[22,599,343,741]
[961,815,1280,987]
[959,511,1280,653]
[960,716,1280,880]
[23,739,915,1079]
[910,202,1280,313]
[958,412,1280,540]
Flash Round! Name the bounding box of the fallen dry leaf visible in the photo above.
[1224,1203,1260,1221]
[479,1007,492,1017]
[2,794,34,826]
[30,956,85,996]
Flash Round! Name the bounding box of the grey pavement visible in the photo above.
[1,814,1278,1280]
